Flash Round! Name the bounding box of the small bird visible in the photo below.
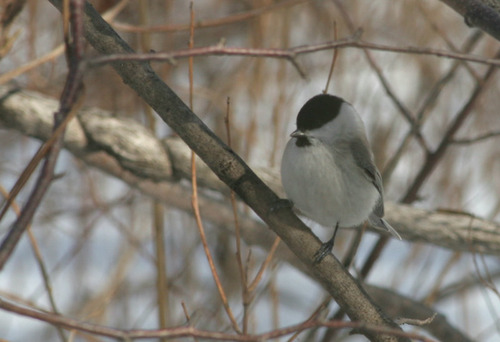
[280,94,401,263]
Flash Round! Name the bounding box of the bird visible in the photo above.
[280,94,401,263]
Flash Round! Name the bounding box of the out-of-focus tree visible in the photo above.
[0,1,499,341]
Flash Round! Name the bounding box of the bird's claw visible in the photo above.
[313,239,335,264]
[269,199,293,214]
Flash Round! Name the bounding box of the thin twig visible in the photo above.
[270,15,291,166]
[136,0,170,333]
[0,44,65,85]
[270,275,280,334]
[88,34,500,73]
[0,1,129,85]
[153,201,169,333]
[188,3,241,334]
[0,0,86,270]
[190,148,242,333]
[0,98,82,226]
[451,131,500,145]
[181,301,200,342]
[381,30,483,183]
[111,0,309,33]
[402,48,500,203]
[333,0,415,126]
[102,0,129,22]
[0,296,438,341]
[0,186,66,342]
[323,21,338,94]
[188,2,194,110]
[247,237,281,293]
[417,2,481,82]
[287,298,330,342]
[341,225,365,269]
[0,0,27,28]
[224,96,249,332]
[472,244,500,298]
[423,252,462,305]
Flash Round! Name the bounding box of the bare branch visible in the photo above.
[0,86,485,342]
[112,0,309,33]
[402,48,500,203]
[0,0,85,271]
[440,0,500,42]
[451,131,500,144]
[88,33,500,75]
[0,297,437,341]
[39,2,410,341]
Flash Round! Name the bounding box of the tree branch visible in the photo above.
[440,0,500,42]
[88,34,500,71]
[0,84,481,341]
[0,297,435,341]
[44,1,406,341]
[0,0,85,270]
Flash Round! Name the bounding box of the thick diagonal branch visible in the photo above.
[42,1,407,341]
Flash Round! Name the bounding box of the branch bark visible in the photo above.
[1,83,482,341]
[19,1,408,341]
[440,0,500,42]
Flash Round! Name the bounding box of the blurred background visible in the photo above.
[1,0,500,341]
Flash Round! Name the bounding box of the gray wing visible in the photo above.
[349,138,384,217]
[349,138,402,240]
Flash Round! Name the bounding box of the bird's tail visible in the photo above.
[369,214,402,240]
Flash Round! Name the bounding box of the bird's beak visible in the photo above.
[290,130,306,138]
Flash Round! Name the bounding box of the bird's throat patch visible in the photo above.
[295,136,311,147]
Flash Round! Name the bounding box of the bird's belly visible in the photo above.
[281,144,378,228]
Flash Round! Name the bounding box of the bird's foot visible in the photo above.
[269,198,293,214]
[313,223,339,264]
[313,239,335,264]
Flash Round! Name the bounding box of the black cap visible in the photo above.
[296,94,345,131]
